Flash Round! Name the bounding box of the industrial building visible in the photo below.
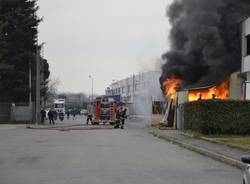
[241,17,250,100]
[105,71,165,117]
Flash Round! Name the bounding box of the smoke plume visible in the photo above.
[160,0,250,90]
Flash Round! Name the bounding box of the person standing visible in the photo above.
[114,107,121,129]
[53,110,58,121]
[72,109,76,120]
[66,110,70,120]
[48,109,55,125]
[40,109,46,124]
[86,103,93,125]
[120,107,127,129]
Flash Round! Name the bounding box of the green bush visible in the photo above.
[184,100,250,135]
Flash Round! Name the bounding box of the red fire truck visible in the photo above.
[93,96,119,125]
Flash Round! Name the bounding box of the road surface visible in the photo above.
[0,116,242,184]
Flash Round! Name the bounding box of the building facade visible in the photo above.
[242,17,250,100]
[105,71,165,116]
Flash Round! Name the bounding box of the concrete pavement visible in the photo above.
[0,116,243,184]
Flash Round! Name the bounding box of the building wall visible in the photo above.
[242,18,250,100]
[177,91,188,105]
[105,71,165,116]
[242,18,250,73]
[229,72,243,100]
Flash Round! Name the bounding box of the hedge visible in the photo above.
[184,100,250,135]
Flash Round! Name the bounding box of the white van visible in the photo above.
[54,99,65,114]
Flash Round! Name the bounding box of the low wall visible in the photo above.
[0,104,11,123]
[11,105,32,122]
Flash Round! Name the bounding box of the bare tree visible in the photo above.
[45,77,61,106]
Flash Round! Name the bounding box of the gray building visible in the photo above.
[105,71,165,116]
[242,17,250,100]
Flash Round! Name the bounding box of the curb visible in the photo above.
[149,128,246,170]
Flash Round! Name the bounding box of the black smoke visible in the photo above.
[160,0,250,90]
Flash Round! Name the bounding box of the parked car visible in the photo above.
[242,155,250,184]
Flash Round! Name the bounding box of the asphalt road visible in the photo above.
[0,116,242,184]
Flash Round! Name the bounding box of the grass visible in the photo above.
[207,135,250,149]
[184,130,203,138]
[184,130,250,150]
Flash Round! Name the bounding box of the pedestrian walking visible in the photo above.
[48,109,55,125]
[40,109,46,124]
[86,103,93,125]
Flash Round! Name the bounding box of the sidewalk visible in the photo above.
[149,128,249,170]
[26,116,114,131]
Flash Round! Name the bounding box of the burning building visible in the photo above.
[241,17,250,100]
[160,0,250,128]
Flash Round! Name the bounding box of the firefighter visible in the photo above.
[86,103,93,125]
[120,107,127,129]
[114,107,121,129]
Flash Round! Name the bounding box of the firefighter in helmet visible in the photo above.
[120,106,127,129]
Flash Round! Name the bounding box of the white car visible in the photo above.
[242,156,250,184]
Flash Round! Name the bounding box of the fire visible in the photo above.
[188,80,229,102]
[163,77,181,99]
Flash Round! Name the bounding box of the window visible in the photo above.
[55,104,64,108]
[135,84,139,92]
[127,96,131,102]
[246,35,250,56]
[122,87,125,93]
[128,86,131,93]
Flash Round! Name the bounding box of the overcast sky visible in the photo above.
[38,0,172,95]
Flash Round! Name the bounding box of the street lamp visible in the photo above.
[88,75,94,102]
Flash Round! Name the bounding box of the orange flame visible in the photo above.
[163,77,181,99]
[188,80,229,102]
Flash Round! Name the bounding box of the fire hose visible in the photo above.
[27,124,114,131]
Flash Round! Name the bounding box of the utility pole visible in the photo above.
[88,75,94,102]
[92,77,93,102]
[132,74,135,103]
[35,46,41,124]
[29,65,32,107]
[28,64,33,124]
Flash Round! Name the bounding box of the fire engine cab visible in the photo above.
[93,95,120,125]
